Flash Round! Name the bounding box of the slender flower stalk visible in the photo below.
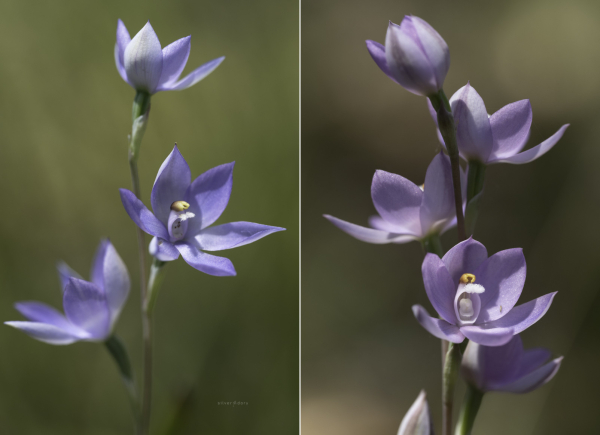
[454,383,483,435]
[443,343,461,435]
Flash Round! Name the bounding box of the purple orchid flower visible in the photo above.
[119,145,285,277]
[427,83,569,164]
[366,16,450,97]
[413,238,556,346]
[398,390,434,435]
[115,20,224,94]
[461,335,563,393]
[5,240,130,345]
[324,152,464,245]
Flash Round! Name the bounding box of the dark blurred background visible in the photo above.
[0,1,298,434]
[302,0,600,434]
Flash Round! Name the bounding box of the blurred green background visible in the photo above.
[0,0,298,434]
[302,0,600,434]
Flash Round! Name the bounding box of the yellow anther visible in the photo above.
[419,183,425,191]
[170,201,190,212]
[459,273,476,284]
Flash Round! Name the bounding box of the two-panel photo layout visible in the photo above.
[0,0,597,434]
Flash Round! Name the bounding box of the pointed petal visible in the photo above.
[15,301,82,335]
[324,215,417,244]
[371,169,422,232]
[4,321,86,345]
[450,84,493,162]
[124,21,163,93]
[441,237,488,286]
[484,292,557,335]
[489,100,532,159]
[175,242,236,276]
[161,57,225,91]
[149,237,180,261]
[120,188,169,240]
[196,222,285,251]
[158,36,191,87]
[115,20,131,83]
[184,162,234,233]
[365,40,398,84]
[497,357,562,394]
[411,15,450,89]
[459,325,514,346]
[57,261,82,293]
[151,145,192,226]
[421,253,457,323]
[398,390,433,435]
[368,215,416,234]
[475,248,527,323]
[63,278,111,340]
[420,152,455,234]
[517,347,552,378]
[488,125,568,165]
[412,305,465,343]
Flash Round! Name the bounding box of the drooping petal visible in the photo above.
[63,278,111,340]
[459,325,514,346]
[90,240,130,326]
[420,152,455,234]
[412,305,465,343]
[158,36,191,87]
[57,261,82,293]
[496,357,563,394]
[120,188,170,240]
[15,302,81,334]
[196,221,285,251]
[184,162,234,233]
[365,40,399,84]
[450,83,493,162]
[489,100,532,159]
[441,238,488,286]
[483,292,557,335]
[371,170,422,233]
[4,321,87,345]
[161,57,225,91]
[421,253,457,323]
[475,248,527,323]
[487,125,569,165]
[175,242,236,276]
[115,19,131,83]
[149,237,180,261]
[124,21,163,93]
[151,145,192,226]
[397,390,433,435]
[324,215,418,244]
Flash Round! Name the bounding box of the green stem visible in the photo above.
[464,161,486,236]
[422,234,444,257]
[146,258,168,315]
[442,342,462,435]
[454,384,484,435]
[105,335,141,434]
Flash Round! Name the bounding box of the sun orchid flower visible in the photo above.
[366,16,450,97]
[324,152,464,245]
[119,145,285,277]
[115,20,224,94]
[5,240,130,345]
[413,238,556,346]
[397,390,434,435]
[461,335,563,393]
[427,83,569,164]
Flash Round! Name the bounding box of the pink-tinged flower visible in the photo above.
[115,20,224,94]
[324,152,464,245]
[413,238,556,346]
[398,390,434,435]
[461,335,563,393]
[5,240,130,345]
[119,145,285,276]
[427,83,569,164]
[366,16,450,97]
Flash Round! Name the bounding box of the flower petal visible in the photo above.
[4,321,86,345]
[15,302,81,334]
[420,152,455,234]
[475,248,527,323]
[421,253,457,323]
[115,19,131,83]
[517,347,552,378]
[149,237,180,261]
[57,261,82,294]
[450,83,493,162]
[487,125,568,165]
[124,21,163,93]
[441,238,488,286]
[63,278,111,340]
[412,305,465,343]
[365,40,398,84]
[158,36,191,87]
[398,390,433,435]
[371,170,422,233]
[410,15,450,89]
[175,242,236,276]
[489,100,532,159]
[459,325,514,346]
[184,162,234,233]
[120,188,170,240]
[483,292,557,335]
[324,215,417,244]
[151,145,191,226]
[161,57,225,91]
[196,221,285,251]
[497,357,563,394]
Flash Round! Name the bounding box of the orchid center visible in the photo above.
[169,200,195,240]
[454,273,485,325]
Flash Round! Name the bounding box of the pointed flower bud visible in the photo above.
[366,16,450,97]
[397,390,434,435]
